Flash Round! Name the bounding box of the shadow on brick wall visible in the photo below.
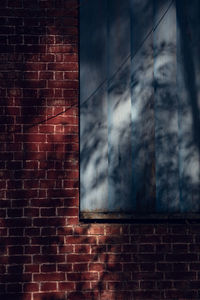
[0,0,79,299]
[0,0,200,300]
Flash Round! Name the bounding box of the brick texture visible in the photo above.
[0,0,200,299]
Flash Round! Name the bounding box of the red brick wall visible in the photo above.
[0,1,200,299]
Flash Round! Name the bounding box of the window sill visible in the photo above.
[80,212,200,221]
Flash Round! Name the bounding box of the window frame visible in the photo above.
[79,0,200,220]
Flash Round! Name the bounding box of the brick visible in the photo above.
[2,274,31,283]
[4,237,29,245]
[7,284,22,293]
[0,294,31,300]
[133,254,164,262]
[75,281,91,291]
[33,293,65,300]
[67,254,94,263]
[33,217,66,227]
[124,263,140,272]
[106,263,122,272]
[73,263,88,272]
[157,263,173,272]
[140,281,155,289]
[0,227,7,236]
[7,265,23,274]
[165,272,196,280]
[132,272,163,280]
[155,225,168,234]
[132,291,162,299]
[48,80,78,89]
[140,263,155,272]
[139,244,154,252]
[8,246,23,255]
[173,263,188,271]
[33,255,65,263]
[40,282,57,291]
[67,292,98,300]
[98,236,129,244]
[67,272,98,281]
[190,280,200,289]
[42,246,57,254]
[105,225,121,235]
[7,283,22,293]
[31,199,63,207]
[122,244,137,253]
[57,227,73,236]
[9,255,31,264]
[156,243,171,253]
[58,264,72,272]
[130,225,154,234]
[41,264,56,273]
[157,280,172,289]
[74,245,90,253]
[24,208,39,217]
[190,263,200,270]
[131,234,161,243]
[41,208,56,216]
[163,235,193,243]
[171,225,188,234]
[165,290,197,298]
[7,208,23,217]
[57,207,79,216]
[24,264,39,273]
[41,227,57,236]
[66,236,96,245]
[166,254,198,262]
[58,282,75,291]
[174,280,190,289]
[31,236,64,245]
[189,224,200,234]
[23,283,39,292]
[33,273,65,282]
[25,246,40,254]
[7,180,22,189]
[6,218,31,227]
[48,62,78,70]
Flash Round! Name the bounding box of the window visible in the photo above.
[80,0,200,219]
